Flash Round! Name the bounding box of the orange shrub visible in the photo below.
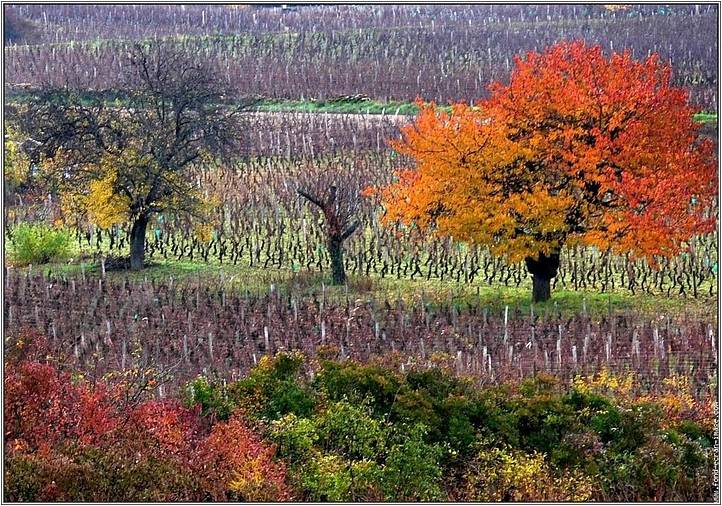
[198,415,293,500]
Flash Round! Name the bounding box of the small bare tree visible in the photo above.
[296,162,363,285]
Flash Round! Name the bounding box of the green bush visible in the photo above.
[9,223,71,266]
[314,359,403,417]
[390,367,470,445]
[113,354,719,501]
[315,400,386,461]
[269,402,443,501]
[389,389,439,429]
[597,433,716,501]
[298,453,383,501]
[588,403,654,454]
[674,419,714,448]
[382,423,445,501]
[229,352,316,421]
[269,407,386,501]
[270,413,319,462]
[314,360,498,460]
[514,390,580,457]
[4,445,203,502]
[182,368,315,423]
[405,367,470,400]
[182,375,235,421]
[471,386,520,446]
[441,395,480,455]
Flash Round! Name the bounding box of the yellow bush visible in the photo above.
[4,126,30,189]
[193,222,214,243]
[572,368,634,398]
[464,444,596,501]
[639,374,712,429]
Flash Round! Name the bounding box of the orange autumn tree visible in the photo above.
[379,41,717,302]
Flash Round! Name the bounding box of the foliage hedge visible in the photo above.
[4,336,717,502]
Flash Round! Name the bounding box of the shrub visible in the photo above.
[588,403,655,454]
[229,352,315,421]
[9,222,71,266]
[198,415,293,501]
[388,367,473,446]
[269,408,385,501]
[300,453,353,501]
[463,443,596,501]
[4,362,205,501]
[315,400,386,461]
[130,400,205,464]
[4,361,117,452]
[297,453,383,501]
[182,375,235,422]
[314,359,403,417]
[4,443,203,502]
[5,350,717,502]
[675,419,714,448]
[4,358,292,502]
[270,414,319,462]
[381,424,445,501]
[597,432,716,501]
[513,389,580,457]
[471,385,520,446]
[405,366,470,400]
[389,389,440,431]
[441,395,481,455]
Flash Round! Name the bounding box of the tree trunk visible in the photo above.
[328,238,346,285]
[531,273,552,303]
[130,214,149,271]
[525,250,561,303]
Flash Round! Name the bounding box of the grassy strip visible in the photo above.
[263,100,718,123]
[25,255,716,320]
[6,90,716,122]
[4,90,425,115]
[253,98,423,115]
[7,226,716,319]
[258,101,719,123]
[694,111,718,123]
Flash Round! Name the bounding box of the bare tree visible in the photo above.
[14,41,244,270]
[296,161,363,285]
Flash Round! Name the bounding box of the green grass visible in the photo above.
[254,98,423,116]
[257,101,716,123]
[7,225,713,320]
[4,90,425,116]
[693,112,718,124]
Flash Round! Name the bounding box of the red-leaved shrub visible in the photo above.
[198,415,293,501]
[4,362,118,454]
[4,351,292,501]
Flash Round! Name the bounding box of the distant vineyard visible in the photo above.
[4,4,718,110]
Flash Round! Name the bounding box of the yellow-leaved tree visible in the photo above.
[4,125,31,199]
[16,42,243,269]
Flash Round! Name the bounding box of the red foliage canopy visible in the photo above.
[382,41,717,264]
